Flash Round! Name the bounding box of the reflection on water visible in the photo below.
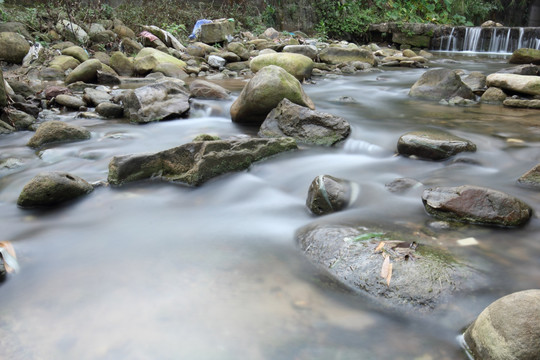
[0,53,539,359]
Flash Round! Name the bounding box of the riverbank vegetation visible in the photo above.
[0,0,532,43]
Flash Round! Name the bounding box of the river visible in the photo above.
[0,52,539,359]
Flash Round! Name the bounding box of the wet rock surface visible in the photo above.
[17,172,94,208]
[250,53,314,81]
[189,79,230,100]
[108,137,298,186]
[422,185,532,227]
[230,65,315,124]
[464,289,540,360]
[258,98,350,146]
[518,164,540,188]
[305,175,359,215]
[297,222,484,311]
[27,120,91,149]
[409,68,474,101]
[486,73,540,96]
[397,129,476,160]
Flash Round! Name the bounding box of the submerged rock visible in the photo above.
[259,98,350,146]
[464,289,540,360]
[306,175,359,215]
[397,129,476,160]
[230,65,315,124]
[503,98,540,109]
[123,80,190,123]
[108,137,297,186]
[518,164,540,188]
[297,223,483,310]
[17,172,94,208]
[27,120,91,148]
[422,185,532,227]
[409,68,474,101]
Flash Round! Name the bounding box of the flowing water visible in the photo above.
[1,53,539,359]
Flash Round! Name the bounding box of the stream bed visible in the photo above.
[0,52,539,359]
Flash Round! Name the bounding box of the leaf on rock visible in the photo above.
[380,254,392,286]
[0,241,20,274]
[374,241,386,252]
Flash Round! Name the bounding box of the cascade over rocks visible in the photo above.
[258,98,350,146]
[17,172,93,208]
[409,68,474,101]
[297,222,484,311]
[230,65,315,124]
[123,80,190,123]
[422,185,532,227]
[397,129,476,160]
[108,137,298,186]
[464,289,540,360]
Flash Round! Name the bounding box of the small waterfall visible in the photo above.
[433,26,540,53]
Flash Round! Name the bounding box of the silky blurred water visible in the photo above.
[0,53,539,359]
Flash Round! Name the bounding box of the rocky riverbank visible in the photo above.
[1,15,540,359]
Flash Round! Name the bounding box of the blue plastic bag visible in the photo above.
[188,19,213,41]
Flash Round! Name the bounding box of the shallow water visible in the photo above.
[0,53,539,359]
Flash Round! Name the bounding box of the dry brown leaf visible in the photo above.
[0,241,19,273]
[380,254,392,287]
[374,241,386,252]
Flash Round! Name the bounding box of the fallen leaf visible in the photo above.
[457,237,479,246]
[0,241,20,273]
[374,241,386,252]
[386,263,393,286]
[381,255,390,278]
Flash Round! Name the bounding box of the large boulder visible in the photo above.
[319,47,377,66]
[189,80,230,100]
[486,73,540,96]
[250,53,313,81]
[230,65,315,124]
[134,47,187,73]
[56,20,89,44]
[259,98,350,146]
[123,80,190,123]
[462,71,486,92]
[0,22,32,40]
[0,32,30,64]
[61,46,89,62]
[409,68,474,101]
[397,129,476,160]
[199,19,235,44]
[17,172,93,208]
[283,45,318,60]
[464,289,540,360]
[49,55,80,71]
[27,120,91,148]
[108,137,297,186]
[422,185,532,227]
[65,59,103,85]
[297,222,484,310]
[306,175,359,215]
[508,48,540,65]
[110,51,134,76]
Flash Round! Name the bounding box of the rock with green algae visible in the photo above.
[230,65,315,124]
[250,53,314,81]
[26,120,90,149]
[464,289,540,360]
[17,172,93,208]
[509,48,540,65]
[297,222,485,311]
[422,185,532,227]
[108,137,298,186]
[397,129,476,160]
[65,59,102,85]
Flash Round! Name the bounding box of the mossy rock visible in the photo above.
[250,53,313,81]
[65,59,103,85]
[509,48,540,65]
[61,46,89,63]
[27,120,91,149]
